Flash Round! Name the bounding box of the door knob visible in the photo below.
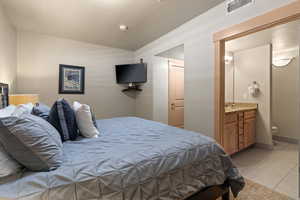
[171,103,175,110]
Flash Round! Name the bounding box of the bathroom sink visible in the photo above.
[225,103,258,113]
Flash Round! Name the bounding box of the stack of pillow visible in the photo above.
[0,99,99,178]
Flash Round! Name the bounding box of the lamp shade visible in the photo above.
[9,94,39,105]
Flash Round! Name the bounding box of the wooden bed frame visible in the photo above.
[0,83,9,108]
[186,181,230,200]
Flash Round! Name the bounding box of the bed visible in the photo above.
[0,117,244,200]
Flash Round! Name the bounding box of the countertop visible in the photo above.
[225,103,258,113]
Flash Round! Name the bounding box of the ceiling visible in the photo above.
[0,0,224,51]
[226,20,300,53]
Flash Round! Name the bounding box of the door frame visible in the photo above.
[213,1,300,145]
[168,59,185,127]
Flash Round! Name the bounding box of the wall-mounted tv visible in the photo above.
[115,63,147,84]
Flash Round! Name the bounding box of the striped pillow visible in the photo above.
[48,99,79,142]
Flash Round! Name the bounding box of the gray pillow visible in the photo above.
[0,144,22,178]
[0,105,23,178]
[0,114,63,171]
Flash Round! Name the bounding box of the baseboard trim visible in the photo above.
[273,135,299,144]
[254,143,274,150]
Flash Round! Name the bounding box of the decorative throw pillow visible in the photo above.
[0,114,63,171]
[73,101,98,128]
[32,103,50,120]
[73,101,99,138]
[48,99,79,142]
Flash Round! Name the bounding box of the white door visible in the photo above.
[169,60,184,128]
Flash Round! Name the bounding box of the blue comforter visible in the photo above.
[0,117,244,200]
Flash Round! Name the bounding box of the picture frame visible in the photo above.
[59,64,85,94]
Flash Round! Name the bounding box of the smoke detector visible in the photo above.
[226,0,254,14]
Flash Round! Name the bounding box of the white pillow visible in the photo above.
[0,105,16,118]
[73,101,82,111]
[11,103,34,117]
[73,101,99,138]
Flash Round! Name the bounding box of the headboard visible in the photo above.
[0,83,9,108]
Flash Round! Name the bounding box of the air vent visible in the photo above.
[226,0,254,13]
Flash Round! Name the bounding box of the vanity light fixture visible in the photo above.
[273,57,294,68]
[119,25,128,31]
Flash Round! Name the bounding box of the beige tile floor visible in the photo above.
[231,141,299,199]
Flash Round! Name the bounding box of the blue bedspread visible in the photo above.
[0,117,244,200]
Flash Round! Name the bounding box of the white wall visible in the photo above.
[234,45,272,146]
[272,48,300,140]
[134,53,154,120]
[134,0,296,137]
[17,32,135,118]
[152,57,169,124]
[0,3,17,92]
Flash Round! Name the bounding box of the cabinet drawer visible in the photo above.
[225,113,238,124]
[244,110,256,119]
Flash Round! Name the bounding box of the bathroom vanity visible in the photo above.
[223,103,258,155]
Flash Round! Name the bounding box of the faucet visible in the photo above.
[225,103,236,108]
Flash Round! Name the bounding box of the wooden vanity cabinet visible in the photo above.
[238,112,245,150]
[223,113,238,155]
[223,110,256,155]
[244,111,256,148]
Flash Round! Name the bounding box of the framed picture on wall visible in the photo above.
[59,64,85,94]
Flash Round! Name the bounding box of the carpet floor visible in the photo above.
[218,179,294,200]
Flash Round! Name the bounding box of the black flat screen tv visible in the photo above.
[115,63,147,84]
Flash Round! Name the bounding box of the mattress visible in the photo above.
[0,117,244,200]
